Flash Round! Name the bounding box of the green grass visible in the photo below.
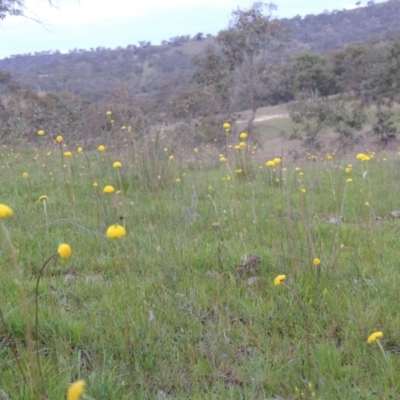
[1,136,400,399]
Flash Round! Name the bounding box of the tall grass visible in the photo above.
[1,133,400,399]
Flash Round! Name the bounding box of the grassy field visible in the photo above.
[1,126,400,399]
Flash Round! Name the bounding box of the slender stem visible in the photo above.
[35,252,58,397]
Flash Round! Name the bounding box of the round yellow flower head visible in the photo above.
[103,185,115,194]
[22,172,28,178]
[93,182,98,187]
[121,125,126,130]
[266,160,275,167]
[169,155,174,160]
[346,178,353,183]
[223,122,231,131]
[219,156,227,163]
[273,157,282,165]
[235,169,243,174]
[39,195,48,201]
[239,132,248,140]
[77,147,83,153]
[0,204,13,219]
[345,167,352,174]
[106,224,126,239]
[274,274,286,286]
[313,258,321,266]
[58,243,72,259]
[113,161,122,168]
[98,145,106,152]
[356,153,366,160]
[301,188,306,193]
[37,130,45,136]
[234,145,240,150]
[367,331,383,344]
[175,178,181,184]
[64,151,72,157]
[106,110,112,116]
[239,141,246,149]
[67,379,85,400]
[56,135,63,143]
[194,147,199,153]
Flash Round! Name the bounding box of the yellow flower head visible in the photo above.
[313,258,321,266]
[274,274,286,286]
[113,161,122,168]
[239,132,247,140]
[239,141,246,149]
[356,153,366,160]
[67,379,85,400]
[106,110,112,116]
[345,167,352,174]
[121,125,126,130]
[22,172,28,178]
[56,135,63,143]
[0,204,13,219]
[77,147,83,153]
[346,178,353,183]
[273,157,282,165]
[301,188,306,193]
[169,155,174,160]
[175,178,181,184]
[266,160,275,167]
[223,122,231,131]
[106,224,126,239]
[39,195,48,201]
[58,243,72,259]
[98,145,106,152]
[194,147,199,153]
[93,182,98,187]
[103,185,115,194]
[367,331,383,344]
[235,169,243,173]
[37,130,45,136]
[219,156,227,163]
[64,151,72,157]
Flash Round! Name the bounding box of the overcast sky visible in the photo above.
[0,0,386,59]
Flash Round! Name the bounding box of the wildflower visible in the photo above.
[194,148,199,153]
[113,161,122,168]
[356,153,366,160]
[273,157,281,165]
[295,167,301,171]
[98,145,106,152]
[93,182,98,187]
[57,244,72,259]
[234,145,240,150]
[56,135,63,143]
[223,122,231,131]
[235,169,243,173]
[313,258,321,266]
[164,147,168,152]
[77,147,83,153]
[0,204,13,219]
[106,224,126,239]
[22,172,28,178]
[274,274,286,286]
[169,155,174,160]
[327,154,334,160]
[219,156,227,163]
[345,167,352,174]
[301,188,306,193]
[67,379,85,400]
[367,331,383,344]
[175,178,181,184]
[362,155,371,162]
[346,178,353,183]
[38,195,48,201]
[121,125,126,130]
[239,132,247,140]
[103,185,115,194]
[64,151,72,157]
[208,186,213,191]
[37,130,45,136]
[106,110,112,116]
[239,141,246,149]
[266,160,275,167]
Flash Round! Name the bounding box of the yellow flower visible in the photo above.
[67,379,85,400]
[103,185,115,194]
[356,153,366,160]
[313,258,321,266]
[0,204,13,219]
[346,178,353,183]
[301,188,306,193]
[121,125,126,130]
[367,331,383,344]
[219,156,227,163]
[98,145,106,152]
[295,167,301,171]
[194,147,199,153]
[106,224,126,239]
[39,195,48,201]
[113,161,122,168]
[169,155,174,160]
[56,135,63,143]
[235,169,243,173]
[274,274,286,286]
[273,157,281,165]
[266,160,275,167]
[361,155,371,162]
[37,129,45,136]
[77,147,83,153]
[22,172,28,178]
[345,167,352,174]
[234,145,240,150]
[57,244,72,259]
[239,141,246,149]
[93,182,98,187]
[223,122,231,131]
[106,110,112,116]
[175,178,181,184]
[239,132,247,140]
[64,151,72,157]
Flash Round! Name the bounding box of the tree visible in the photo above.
[0,0,23,19]
[193,2,288,140]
